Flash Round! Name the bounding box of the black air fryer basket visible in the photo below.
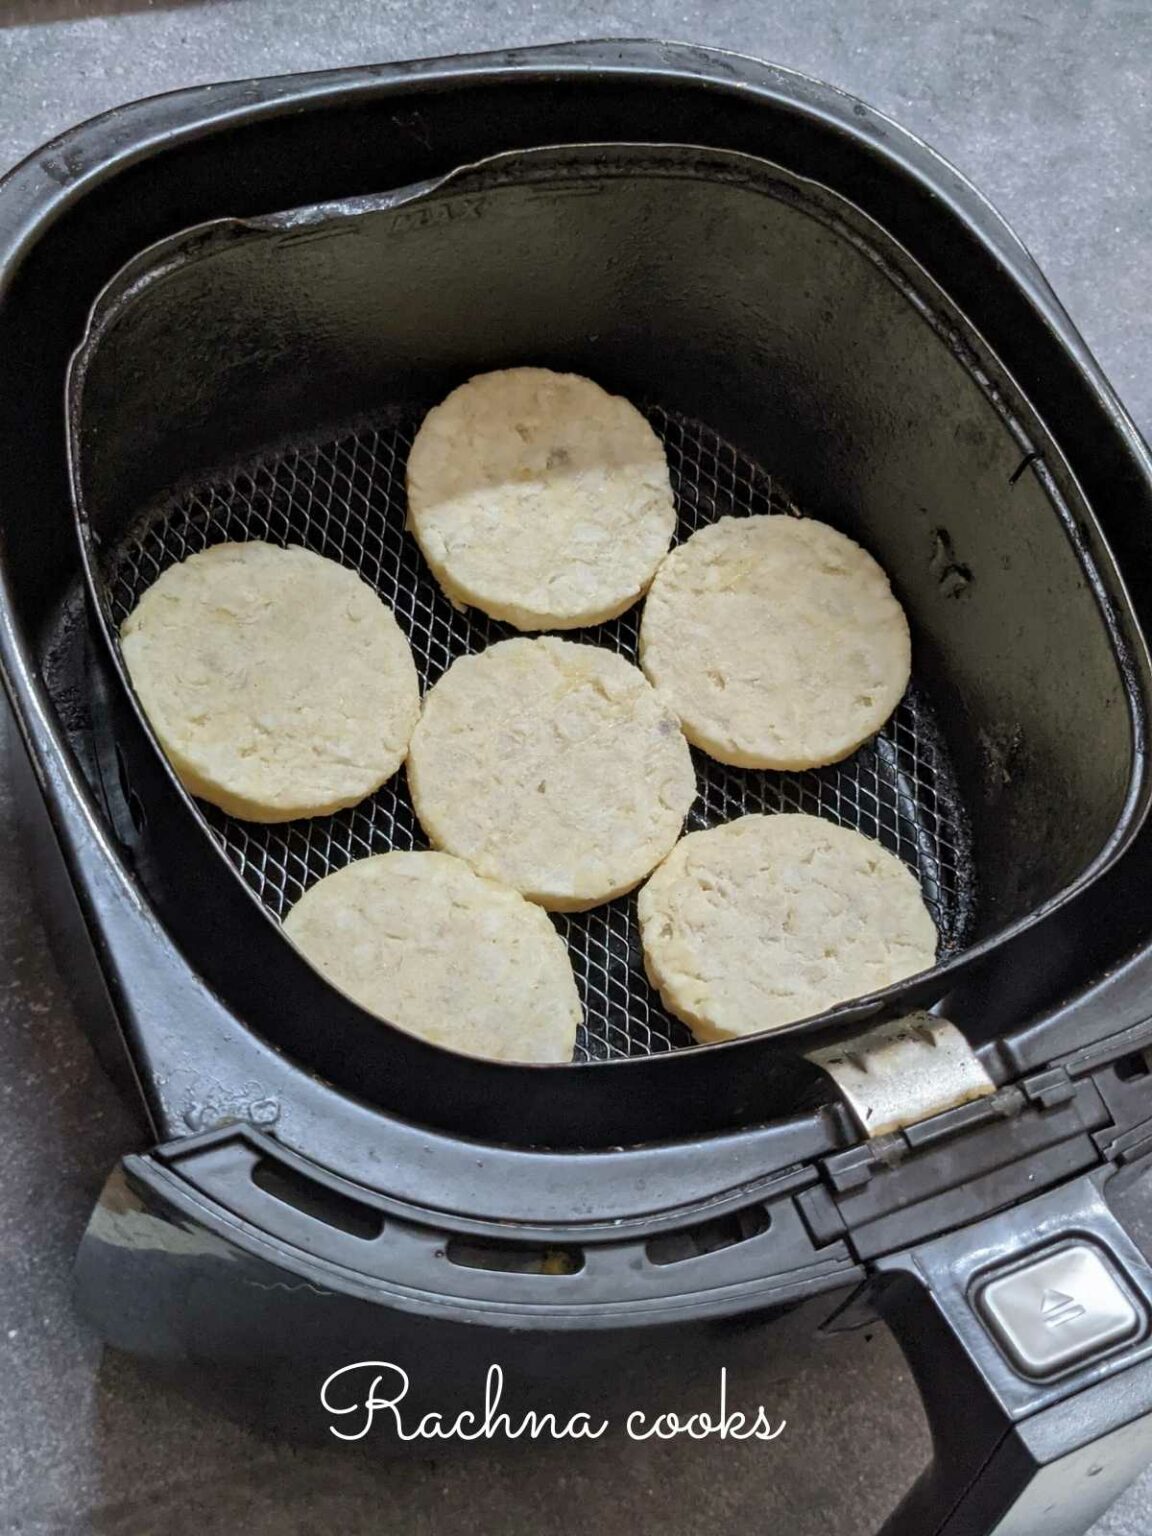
[5,43,1152,1536]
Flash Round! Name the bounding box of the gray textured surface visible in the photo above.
[0,2,1149,1533]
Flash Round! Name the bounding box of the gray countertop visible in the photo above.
[0,3,1149,1532]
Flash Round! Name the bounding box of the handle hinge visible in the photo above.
[808,1013,997,1139]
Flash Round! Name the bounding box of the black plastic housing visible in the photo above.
[0,34,1147,1207]
[5,45,1152,1536]
[2,40,1152,1159]
[67,140,1147,1099]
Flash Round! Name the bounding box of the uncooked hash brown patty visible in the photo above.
[406,367,677,630]
[638,813,938,1039]
[119,541,420,822]
[284,851,581,1062]
[639,514,911,769]
[407,636,697,911]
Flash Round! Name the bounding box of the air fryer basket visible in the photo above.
[69,143,1148,1077]
[6,52,1152,1536]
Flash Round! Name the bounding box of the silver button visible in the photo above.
[975,1243,1142,1378]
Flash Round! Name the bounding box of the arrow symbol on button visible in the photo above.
[1040,1288,1087,1329]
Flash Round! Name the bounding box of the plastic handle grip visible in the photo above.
[873,1165,1152,1535]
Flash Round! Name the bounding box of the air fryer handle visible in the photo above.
[871,1166,1152,1536]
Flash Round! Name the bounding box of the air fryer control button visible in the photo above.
[975,1243,1141,1378]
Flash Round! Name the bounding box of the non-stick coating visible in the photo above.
[102,403,975,1062]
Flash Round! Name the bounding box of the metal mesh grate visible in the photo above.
[103,407,975,1061]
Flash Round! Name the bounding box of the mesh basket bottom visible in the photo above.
[104,406,975,1061]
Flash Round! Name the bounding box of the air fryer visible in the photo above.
[3,42,1152,1536]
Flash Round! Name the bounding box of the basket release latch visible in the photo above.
[808,1013,996,1139]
